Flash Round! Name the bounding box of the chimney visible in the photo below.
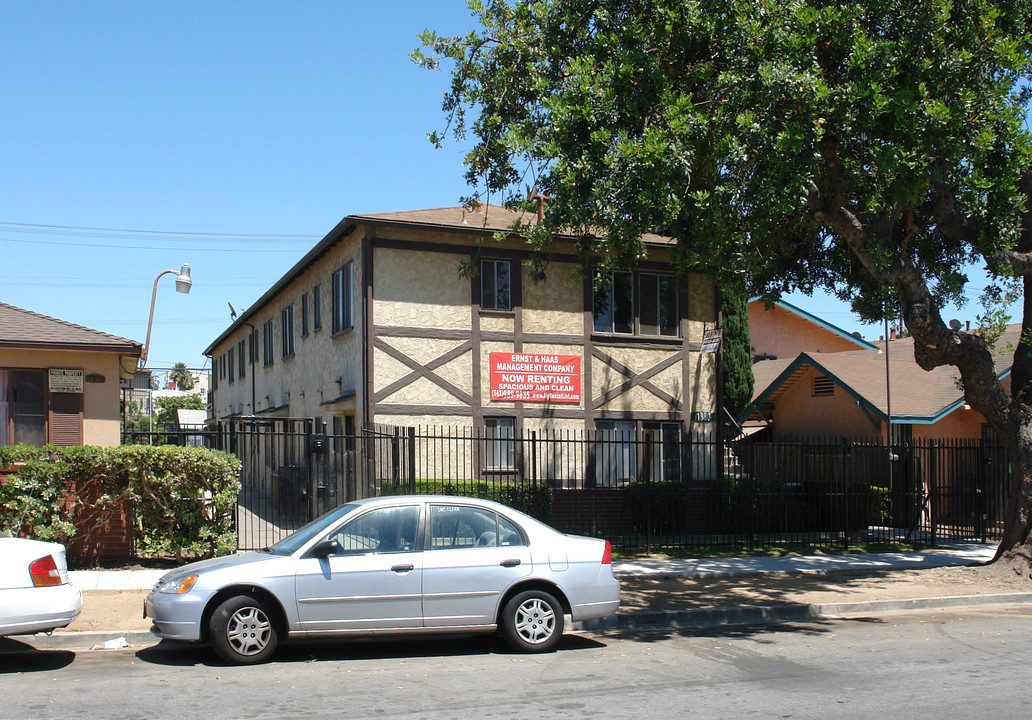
[890,328,897,340]
[966,320,970,331]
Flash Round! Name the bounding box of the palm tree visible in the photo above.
[169,362,195,391]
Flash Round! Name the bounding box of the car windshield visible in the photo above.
[268,503,358,555]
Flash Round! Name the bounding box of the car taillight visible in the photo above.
[29,555,62,587]
[601,540,612,565]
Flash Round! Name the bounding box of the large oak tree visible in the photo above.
[417,0,1032,568]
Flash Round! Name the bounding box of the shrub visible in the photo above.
[0,444,241,561]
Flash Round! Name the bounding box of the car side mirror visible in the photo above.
[308,539,340,558]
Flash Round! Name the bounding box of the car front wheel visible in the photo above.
[209,594,278,665]
[501,589,564,652]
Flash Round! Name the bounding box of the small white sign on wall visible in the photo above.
[49,369,83,393]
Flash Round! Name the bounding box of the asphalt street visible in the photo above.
[2,606,1030,720]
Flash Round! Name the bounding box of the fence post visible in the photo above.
[929,440,938,547]
[842,438,850,550]
[408,426,416,495]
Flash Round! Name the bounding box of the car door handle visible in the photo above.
[391,564,414,573]
[500,559,522,567]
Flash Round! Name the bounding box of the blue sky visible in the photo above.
[0,3,1023,377]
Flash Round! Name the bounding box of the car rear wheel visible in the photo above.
[209,594,278,665]
[501,589,564,652]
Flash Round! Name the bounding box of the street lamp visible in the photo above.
[141,263,192,366]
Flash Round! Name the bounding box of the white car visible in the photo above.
[146,495,621,664]
[0,532,83,637]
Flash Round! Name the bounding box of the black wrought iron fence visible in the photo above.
[133,420,1008,553]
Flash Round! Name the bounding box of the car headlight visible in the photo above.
[157,575,198,594]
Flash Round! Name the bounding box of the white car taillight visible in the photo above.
[29,555,62,587]
[601,540,612,565]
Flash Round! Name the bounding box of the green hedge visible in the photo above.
[0,444,241,560]
[713,476,891,534]
[622,478,890,535]
[380,478,553,522]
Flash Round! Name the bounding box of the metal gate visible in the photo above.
[219,417,359,550]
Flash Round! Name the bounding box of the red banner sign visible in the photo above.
[489,352,582,403]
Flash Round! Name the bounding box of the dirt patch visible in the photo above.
[69,590,151,633]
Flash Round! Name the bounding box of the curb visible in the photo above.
[573,592,1032,631]
[7,592,1032,654]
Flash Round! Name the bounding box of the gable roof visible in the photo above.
[205,204,677,355]
[748,297,878,351]
[351,205,675,246]
[742,324,1020,425]
[0,302,142,355]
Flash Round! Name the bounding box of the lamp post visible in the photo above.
[141,263,192,366]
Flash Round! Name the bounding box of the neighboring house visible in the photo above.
[0,302,142,447]
[748,298,877,361]
[205,204,720,482]
[740,323,1018,442]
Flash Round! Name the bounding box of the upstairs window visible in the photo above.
[593,271,678,337]
[481,259,512,311]
[301,293,310,337]
[332,263,353,334]
[263,319,275,366]
[313,283,323,331]
[281,305,295,358]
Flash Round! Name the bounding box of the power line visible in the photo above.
[0,235,308,253]
[0,220,319,241]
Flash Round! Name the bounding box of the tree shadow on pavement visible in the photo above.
[135,633,606,667]
[594,614,888,645]
[0,637,75,672]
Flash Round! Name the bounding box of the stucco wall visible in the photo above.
[749,303,866,359]
[769,366,883,439]
[0,348,127,447]
[212,234,363,422]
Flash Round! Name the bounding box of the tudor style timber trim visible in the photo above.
[362,233,374,427]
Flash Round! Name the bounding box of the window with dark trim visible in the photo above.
[281,305,295,358]
[332,263,353,334]
[593,270,678,337]
[484,417,515,470]
[228,347,235,383]
[313,283,322,331]
[301,293,310,337]
[481,259,512,311]
[238,339,246,377]
[263,319,275,366]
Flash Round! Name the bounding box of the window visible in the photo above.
[332,263,353,334]
[329,505,420,554]
[263,319,275,366]
[281,305,295,358]
[228,347,235,383]
[301,293,310,337]
[248,330,255,365]
[643,422,682,483]
[484,417,515,470]
[313,283,322,331]
[429,504,524,550]
[0,369,45,446]
[593,271,678,336]
[238,339,246,378]
[481,259,512,311]
[595,420,637,487]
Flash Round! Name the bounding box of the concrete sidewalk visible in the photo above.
[6,542,1031,654]
[64,542,999,591]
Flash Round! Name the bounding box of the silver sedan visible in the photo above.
[145,495,620,664]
